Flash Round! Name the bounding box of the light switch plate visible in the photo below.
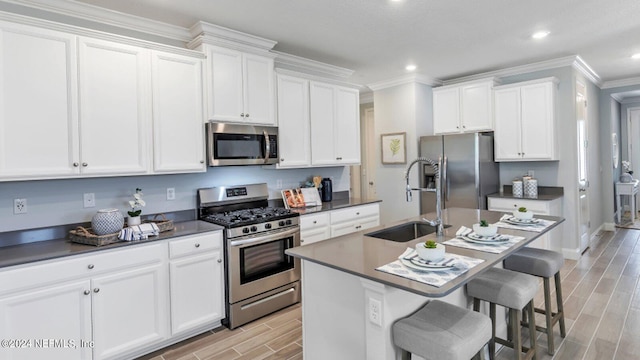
[83,193,95,208]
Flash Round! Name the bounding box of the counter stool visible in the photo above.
[392,299,492,360]
[466,268,538,360]
[504,247,566,355]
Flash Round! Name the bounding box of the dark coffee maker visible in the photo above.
[320,178,332,202]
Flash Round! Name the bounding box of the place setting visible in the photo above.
[376,240,484,287]
[443,221,524,254]
[494,206,557,232]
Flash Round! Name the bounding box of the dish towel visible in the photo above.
[375,247,484,288]
[118,223,160,241]
[442,226,524,254]
[495,214,556,232]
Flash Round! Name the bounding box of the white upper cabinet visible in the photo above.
[433,78,495,135]
[0,22,79,180]
[494,78,558,161]
[310,81,360,166]
[276,74,311,168]
[151,51,205,173]
[78,37,150,175]
[205,46,275,125]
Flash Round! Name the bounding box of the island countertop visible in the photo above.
[286,207,564,297]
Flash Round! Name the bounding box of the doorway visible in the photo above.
[351,107,377,199]
[576,81,590,253]
[627,106,640,211]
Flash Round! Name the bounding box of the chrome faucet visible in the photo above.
[405,157,443,236]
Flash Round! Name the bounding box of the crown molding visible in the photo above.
[442,55,601,87]
[611,93,624,102]
[359,91,373,104]
[272,50,354,79]
[368,73,442,91]
[620,96,640,104]
[274,68,364,90]
[601,76,640,90]
[188,21,276,54]
[1,0,192,42]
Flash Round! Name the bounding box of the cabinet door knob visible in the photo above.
[356,212,360,215]
[217,259,222,263]
[195,243,200,248]
[245,114,250,118]
[313,220,317,224]
[240,113,245,117]
[93,288,100,293]
[200,160,204,164]
[84,290,90,295]
[82,162,88,167]
[73,162,79,167]
[301,239,305,243]
[462,125,466,129]
[280,158,284,161]
[88,264,94,269]
[456,126,460,129]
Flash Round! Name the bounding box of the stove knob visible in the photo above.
[285,219,292,225]
[242,228,250,234]
[278,221,285,227]
[250,226,258,232]
[265,223,272,229]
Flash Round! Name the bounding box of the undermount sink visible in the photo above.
[365,221,451,242]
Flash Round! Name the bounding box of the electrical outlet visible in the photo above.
[368,298,382,326]
[276,179,283,189]
[83,193,95,208]
[527,170,535,178]
[14,198,27,214]
[167,188,175,200]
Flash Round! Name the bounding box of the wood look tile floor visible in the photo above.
[139,228,640,360]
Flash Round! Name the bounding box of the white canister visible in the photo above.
[524,179,538,198]
[92,208,124,235]
[512,180,523,198]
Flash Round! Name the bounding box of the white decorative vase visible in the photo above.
[472,223,498,237]
[513,210,534,220]
[92,209,124,235]
[128,216,141,226]
[415,243,445,262]
[620,173,633,183]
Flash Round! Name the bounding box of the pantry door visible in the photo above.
[576,81,590,253]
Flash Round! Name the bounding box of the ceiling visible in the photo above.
[38,0,640,86]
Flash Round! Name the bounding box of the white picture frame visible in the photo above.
[381,132,406,164]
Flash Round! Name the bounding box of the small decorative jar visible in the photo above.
[128,216,141,226]
[415,243,446,262]
[620,173,633,183]
[92,209,124,235]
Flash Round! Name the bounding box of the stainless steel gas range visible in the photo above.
[197,183,300,329]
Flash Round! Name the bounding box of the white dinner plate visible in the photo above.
[399,257,457,272]
[503,217,540,226]
[461,236,509,245]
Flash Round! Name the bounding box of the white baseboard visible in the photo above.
[562,247,581,260]
[602,223,616,231]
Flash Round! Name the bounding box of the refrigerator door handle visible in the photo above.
[441,155,449,202]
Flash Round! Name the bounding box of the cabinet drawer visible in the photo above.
[301,227,331,245]
[0,242,166,295]
[300,212,330,231]
[488,198,550,214]
[330,204,379,224]
[330,215,379,238]
[169,232,222,259]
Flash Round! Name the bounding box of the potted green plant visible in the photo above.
[512,205,533,220]
[415,239,445,261]
[127,188,145,226]
[472,219,497,237]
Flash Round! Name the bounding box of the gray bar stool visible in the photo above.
[466,268,538,360]
[392,300,492,360]
[504,247,566,355]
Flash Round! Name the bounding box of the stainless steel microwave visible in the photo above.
[206,122,278,166]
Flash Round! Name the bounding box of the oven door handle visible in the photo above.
[263,130,270,164]
[230,227,299,248]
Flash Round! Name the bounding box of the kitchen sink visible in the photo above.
[365,221,451,242]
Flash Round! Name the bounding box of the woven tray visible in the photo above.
[69,226,121,246]
[145,214,175,232]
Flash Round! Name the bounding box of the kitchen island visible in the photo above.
[286,208,564,360]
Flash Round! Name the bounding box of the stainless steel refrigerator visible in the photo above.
[419,132,500,214]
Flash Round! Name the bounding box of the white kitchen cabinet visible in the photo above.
[310,81,360,166]
[0,22,79,180]
[91,262,169,359]
[433,79,495,135]
[168,233,224,336]
[494,78,558,161]
[151,51,205,173]
[300,212,330,245]
[205,46,275,125]
[488,197,562,249]
[78,37,150,175]
[276,74,311,167]
[330,203,380,238]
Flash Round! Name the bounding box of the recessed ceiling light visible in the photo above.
[405,64,417,71]
[532,31,550,39]
[632,53,640,60]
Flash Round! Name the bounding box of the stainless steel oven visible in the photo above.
[198,184,300,329]
[206,122,278,166]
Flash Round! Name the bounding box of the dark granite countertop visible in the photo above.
[286,208,564,298]
[0,220,223,269]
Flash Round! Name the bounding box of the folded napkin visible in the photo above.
[398,248,456,267]
[455,226,509,241]
[118,223,159,241]
[495,214,555,233]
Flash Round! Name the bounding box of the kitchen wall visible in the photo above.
[619,97,640,164]
[372,81,433,224]
[0,166,350,232]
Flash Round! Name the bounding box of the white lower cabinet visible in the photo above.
[168,233,224,336]
[330,204,380,238]
[488,197,562,249]
[300,212,330,245]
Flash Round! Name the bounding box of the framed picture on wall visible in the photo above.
[381,132,406,164]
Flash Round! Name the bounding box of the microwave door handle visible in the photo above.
[263,130,270,164]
